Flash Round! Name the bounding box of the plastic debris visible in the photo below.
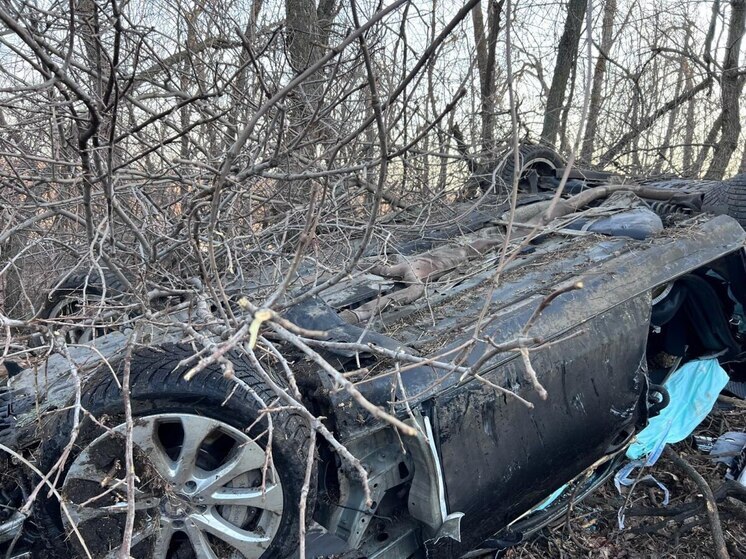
[534,483,568,511]
[708,432,746,465]
[694,435,716,452]
[697,431,746,485]
[733,447,746,485]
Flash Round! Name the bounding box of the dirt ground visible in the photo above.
[506,402,746,559]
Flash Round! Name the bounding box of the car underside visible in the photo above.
[1,152,746,559]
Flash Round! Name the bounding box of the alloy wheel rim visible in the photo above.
[61,413,283,559]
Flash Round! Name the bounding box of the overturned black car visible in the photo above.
[1,150,746,559]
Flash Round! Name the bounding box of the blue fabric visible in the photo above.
[615,359,727,528]
[627,358,730,460]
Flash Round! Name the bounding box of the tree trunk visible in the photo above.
[1,222,26,319]
[286,0,323,72]
[704,0,721,68]
[559,57,577,154]
[739,142,746,173]
[471,0,504,156]
[682,30,696,175]
[580,0,615,163]
[693,114,724,176]
[285,0,337,124]
[541,0,587,147]
[705,0,746,179]
[282,0,337,210]
[180,3,205,189]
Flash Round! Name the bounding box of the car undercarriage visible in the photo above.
[2,152,746,559]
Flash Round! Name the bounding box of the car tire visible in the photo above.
[702,173,746,228]
[32,343,314,559]
[497,144,564,188]
[37,271,129,345]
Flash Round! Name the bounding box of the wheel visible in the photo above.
[496,144,564,191]
[703,173,746,228]
[33,344,314,559]
[38,271,128,344]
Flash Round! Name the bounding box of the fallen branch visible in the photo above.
[663,446,730,559]
[630,479,746,534]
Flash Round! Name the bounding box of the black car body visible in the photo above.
[1,170,746,559]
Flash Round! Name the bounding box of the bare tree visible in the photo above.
[471,0,505,156]
[705,0,746,179]
[1,0,746,556]
[541,0,587,147]
[580,0,615,162]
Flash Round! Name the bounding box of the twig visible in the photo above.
[298,428,317,559]
[118,328,138,559]
[241,345,373,506]
[521,282,584,335]
[519,347,548,400]
[270,323,417,436]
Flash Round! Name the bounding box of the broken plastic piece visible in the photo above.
[708,432,746,465]
[434,512,465,543]
[705,431,746,486]
[734,447,746,486]
[534,483,568,512]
